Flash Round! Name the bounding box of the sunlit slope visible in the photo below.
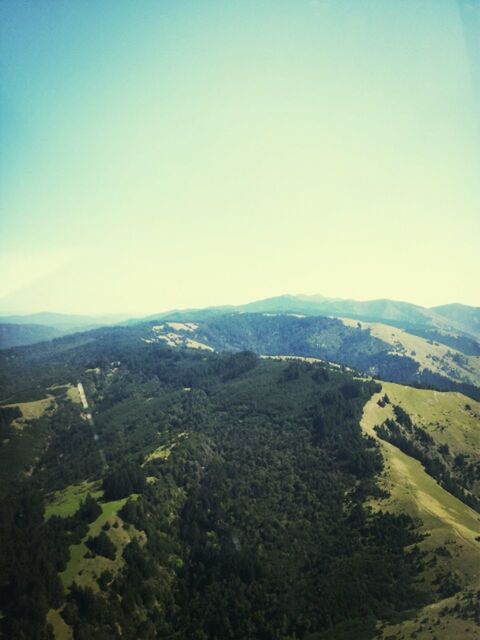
[342,318,480,388]
[378,381,480,459]
[362,384,480,640]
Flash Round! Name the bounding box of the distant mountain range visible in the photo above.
[1,297,479,390]
[3,295,479,338]
[0,323,63,349]
[0,312,132,348]
[146,294,480,338]
[2,295,479,399]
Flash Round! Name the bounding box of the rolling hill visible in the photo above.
[143,294,480,340]
[0,313,133,348]
[0,322,63,349]
[137,314,480,398]
[0,324,479,639]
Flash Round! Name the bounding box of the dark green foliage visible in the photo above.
[0,406,20,443]
[0,405,21,425]
[214,350,258,381]
[0,484,65,639]
[77,494,102,523]
[377,393,390,408]
[433,572,462,598]
[0,339,426,639]
[97,570,113,591]
[102,465,146,500]
[393,404,413,430]
[85,531,116,560]
[438,443,450,456]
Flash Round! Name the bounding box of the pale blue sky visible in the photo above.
[1,0,479,314]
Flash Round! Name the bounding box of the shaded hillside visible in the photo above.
[1,314,479,402]
[0,322,63,349]
[0,312,132,331]
[143,295,480,340]
[140,315,480,398]
[433,304,480,340]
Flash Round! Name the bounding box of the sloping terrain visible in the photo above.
[0,339,434,640]
[0,313,132,348]
[144,294,480,340]
[138,314,480,397]
[341,318,480,390]
[1,328,479,639]
[433,304,480,340]
[361,384,480,639]
[0,322,63,349]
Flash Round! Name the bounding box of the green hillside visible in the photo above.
[362,384,480,639]
[0,332,479,639]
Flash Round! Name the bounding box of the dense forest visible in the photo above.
[0,332,430,640]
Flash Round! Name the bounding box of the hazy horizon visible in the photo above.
[1,0,479,315]
[0,290,478,320]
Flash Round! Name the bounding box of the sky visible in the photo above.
[1,0,479,315]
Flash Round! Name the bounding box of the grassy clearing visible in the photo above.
[66,385,81,404]
[362,385,480,639]
[143,432,188,465]
[144,443,175,463]
[48,384,80,404]
[60,495,142,591]
[44,481,103,520]
[2,396,55,430]
[47,609,72,640]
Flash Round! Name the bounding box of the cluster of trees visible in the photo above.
[86,531,116,560]
[102,465,146,500]
[374,408,480,512]
[0,485,107,639]
[0,406,21,452]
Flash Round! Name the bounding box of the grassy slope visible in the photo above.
[47,490,143,640]
[44,481,103,520]
[362,383,480,640]
[379,382,480,458]
[60,494,142,590]
[47,609,73,640]
[142,431,188,465]
[45,478,143,590]
[2,396,55,429]
[341,318,480,388]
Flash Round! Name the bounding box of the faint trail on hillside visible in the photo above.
[77,381,108,469]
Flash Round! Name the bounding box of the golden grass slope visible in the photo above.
[341,317,480,388]
[362,383,480,640]
[1,383,82,432]
[380,381,480,461]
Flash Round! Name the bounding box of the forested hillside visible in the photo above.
[0,334,428,640]
[0,323,63,349]
[137,314,480,399]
